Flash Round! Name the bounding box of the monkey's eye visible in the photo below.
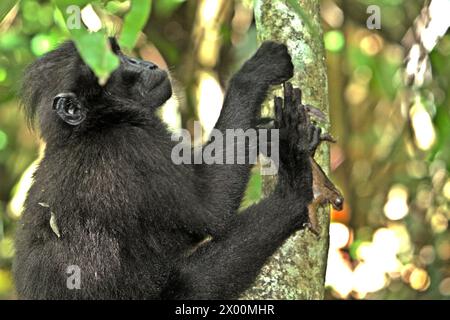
[53,93,86,126]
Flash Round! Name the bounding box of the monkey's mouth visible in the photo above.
[152,72,170,90]
[142,69,169,91]
[137,70,172,108]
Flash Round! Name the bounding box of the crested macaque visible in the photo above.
[14,38,325,299]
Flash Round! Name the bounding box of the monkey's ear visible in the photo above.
[52,93,86,126]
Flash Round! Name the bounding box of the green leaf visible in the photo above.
[154,0,185,17]
[31,33,59,56]
[0,31,27,51]
[50,212,61,238]
[72,31,120,85]
[54,0,92,8]
[105,1,130,15]
[240,170,262,209]
[54,0,119,84]
[119,0,152,50]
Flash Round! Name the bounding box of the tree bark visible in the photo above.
[242,0,330,300]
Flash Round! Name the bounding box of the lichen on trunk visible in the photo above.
[241,0,330,300]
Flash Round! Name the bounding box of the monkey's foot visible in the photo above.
[303,208,320,237]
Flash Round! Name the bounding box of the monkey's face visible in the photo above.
[104,37,172,110]
[22,38,172,141]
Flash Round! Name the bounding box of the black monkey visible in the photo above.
[14,38,319,299]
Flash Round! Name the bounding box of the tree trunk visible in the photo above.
[242,0,330,300]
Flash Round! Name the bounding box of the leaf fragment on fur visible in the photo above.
[50,212,61,238]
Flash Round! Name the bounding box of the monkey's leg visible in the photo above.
[161,193,309,300]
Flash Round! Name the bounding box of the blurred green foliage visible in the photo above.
[0,0,449,300]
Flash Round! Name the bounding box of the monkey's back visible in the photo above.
[13,127,194,299]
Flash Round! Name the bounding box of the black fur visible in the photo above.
[14,39,315,299]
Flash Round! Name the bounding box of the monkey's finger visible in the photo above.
[274,96,283,128]
[295,124,308,158]
[293,87,306,126]
[309,126,322,155]
[307,123,315,139]
[290,123,300,152]
[287,98,299,128]
[283,82,293,108]
[293,88,302,107]
[257,117,274,130]
[297,100,308,126]
[279,128,288,141]
[320,133,337,143]
[258,117,273,124]
[304,104,327,122]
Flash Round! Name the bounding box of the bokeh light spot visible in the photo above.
[419,245,435,265]
[410,99,436,150]
[196,71,224,140]
[0,68,7,82]
[437,241,450,260]
[324,30,345,53]
[443,179,450,200]
[353,65,373,84]
[0,270,13,295]
[431,213,448,233]
[31,34,54,56]
[0,130,8,150]
[439,278,450,296]
[329,222,350,249]
[360,34,384,56]
[345,82,368,105]
[384,185,409,220]
[409,268,430,291]
[0,237,14,259]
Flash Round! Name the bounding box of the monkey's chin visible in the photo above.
[148,77,172,109]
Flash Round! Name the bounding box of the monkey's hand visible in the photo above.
[241,41,294,85]
[267,83,343,237]
[274,82,320,198]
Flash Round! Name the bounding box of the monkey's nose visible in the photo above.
[141,60,158,70]
[125,57,158,70]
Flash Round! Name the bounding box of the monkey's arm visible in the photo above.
[161,191,309,299]
[192,42,293,224]
[162,83,317,299]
